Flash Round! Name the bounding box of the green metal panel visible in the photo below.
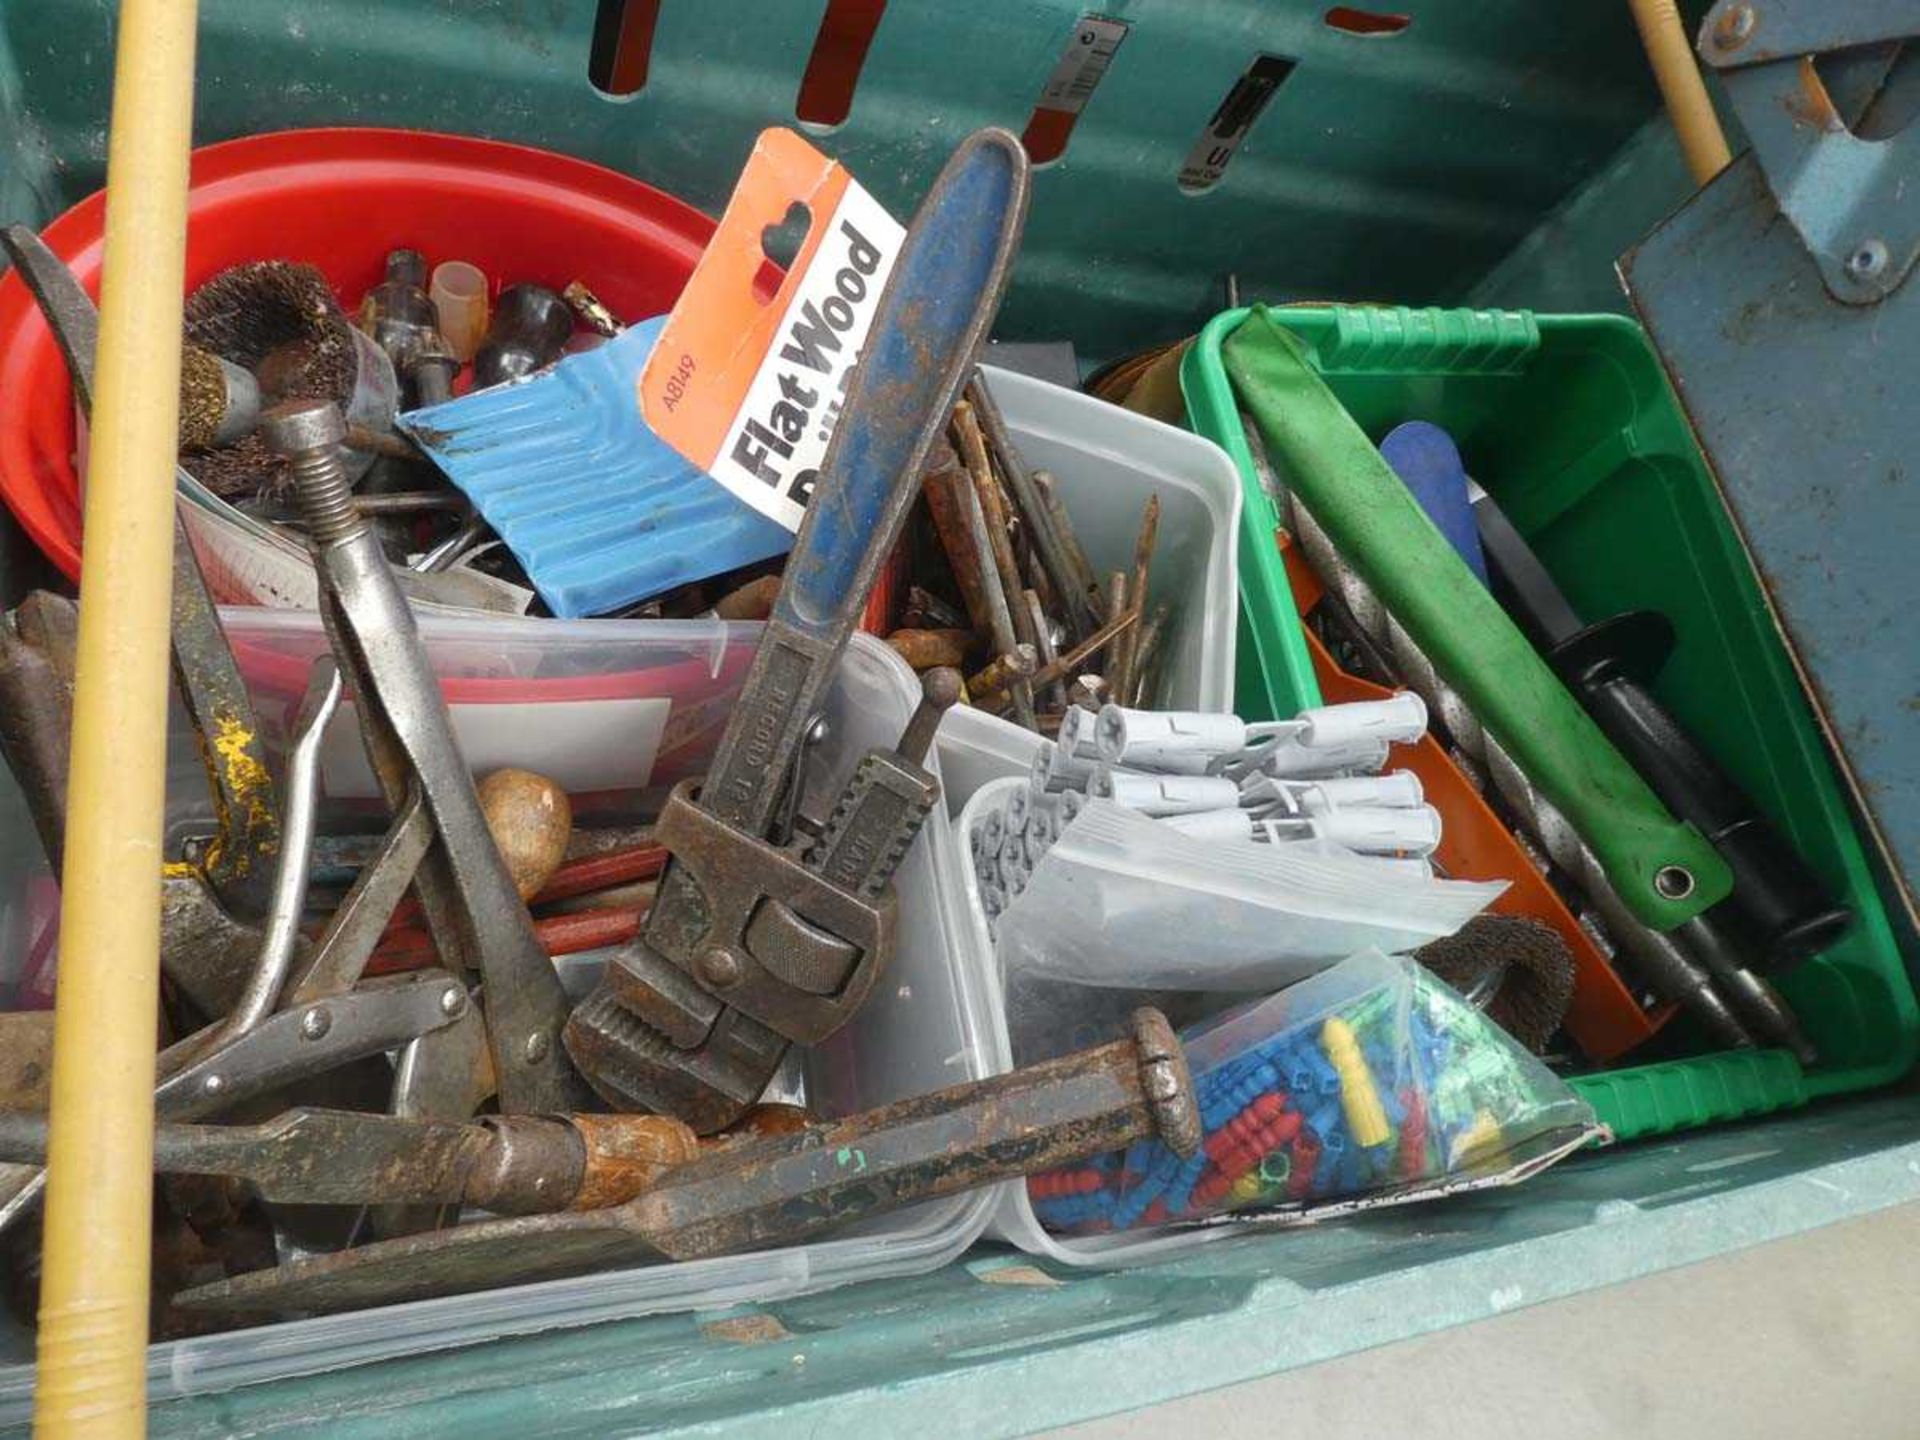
[0,0,1688,362]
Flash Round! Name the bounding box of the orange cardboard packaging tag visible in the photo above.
[639,128,905,531]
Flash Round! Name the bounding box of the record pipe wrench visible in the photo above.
[562,128,1029,1132]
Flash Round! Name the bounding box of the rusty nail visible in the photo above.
[897,666,964,765]
[1129,602,1172,709]
[954,403,1042,658]
[968,644,1038,698]
[1110,495,1160,705]
[965,376,1100,639]
[1023,590,1068,711]
[1032,469,1098,604]
[923,444,1036,728]
[921,447,999,636]
[984,609,1138,708]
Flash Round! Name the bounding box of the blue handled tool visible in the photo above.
[564,128,1030,1129]
[1380,421,1487,583]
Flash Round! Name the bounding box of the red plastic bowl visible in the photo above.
[0,127,720,581]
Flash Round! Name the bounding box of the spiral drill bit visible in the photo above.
[1288,496,1812,1060]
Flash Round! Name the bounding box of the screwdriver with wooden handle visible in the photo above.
[0,1108,700,1216]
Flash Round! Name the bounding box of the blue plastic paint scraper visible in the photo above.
[400,316,793,618]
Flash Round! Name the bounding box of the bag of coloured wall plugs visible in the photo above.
[1024,950,1606,1235]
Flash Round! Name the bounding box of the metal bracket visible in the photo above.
[1699,1,1917,304]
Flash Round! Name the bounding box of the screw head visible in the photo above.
[523,1030,551,1064]
[439,985,466,1016]
[1654,866,1696,901]
[200,1073,226,1096]
[1711,4,1755,49]
[299,1005,333,1040]
[697,946,742,989]
[260,398,347,457]
[1845,240,1889,281]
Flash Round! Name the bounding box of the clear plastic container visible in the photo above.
[0,623,995,1407]
[936,367,1241,815]
[954,777,1230,1267]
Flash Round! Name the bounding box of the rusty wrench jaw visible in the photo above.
[571,668,957,1132]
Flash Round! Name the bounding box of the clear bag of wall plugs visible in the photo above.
[994,799,1503,991]
[1024,951,1605,1235]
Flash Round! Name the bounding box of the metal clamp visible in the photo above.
[1699,0,1918,304]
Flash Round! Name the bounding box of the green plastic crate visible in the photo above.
[1180,308,1326,722]
[1182,303,1918,1141]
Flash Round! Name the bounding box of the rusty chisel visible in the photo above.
[172,1008,1197,1319]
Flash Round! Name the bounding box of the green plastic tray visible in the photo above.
[1182,304,1918,1141]
[1179,309,1325,722]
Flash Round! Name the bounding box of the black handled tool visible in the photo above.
[472,283,575,389]
[1472,487,1849,973]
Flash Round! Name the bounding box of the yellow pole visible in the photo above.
[34,1,198,1434]
[1627,0,1734,185]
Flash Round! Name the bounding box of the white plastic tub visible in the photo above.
[0,621,997,1408]
[937,369,1240,815]
[953,777,1226,1268]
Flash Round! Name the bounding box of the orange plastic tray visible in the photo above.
[1281,538,1670,1062]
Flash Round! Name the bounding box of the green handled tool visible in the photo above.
[1222,308,1730,931]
